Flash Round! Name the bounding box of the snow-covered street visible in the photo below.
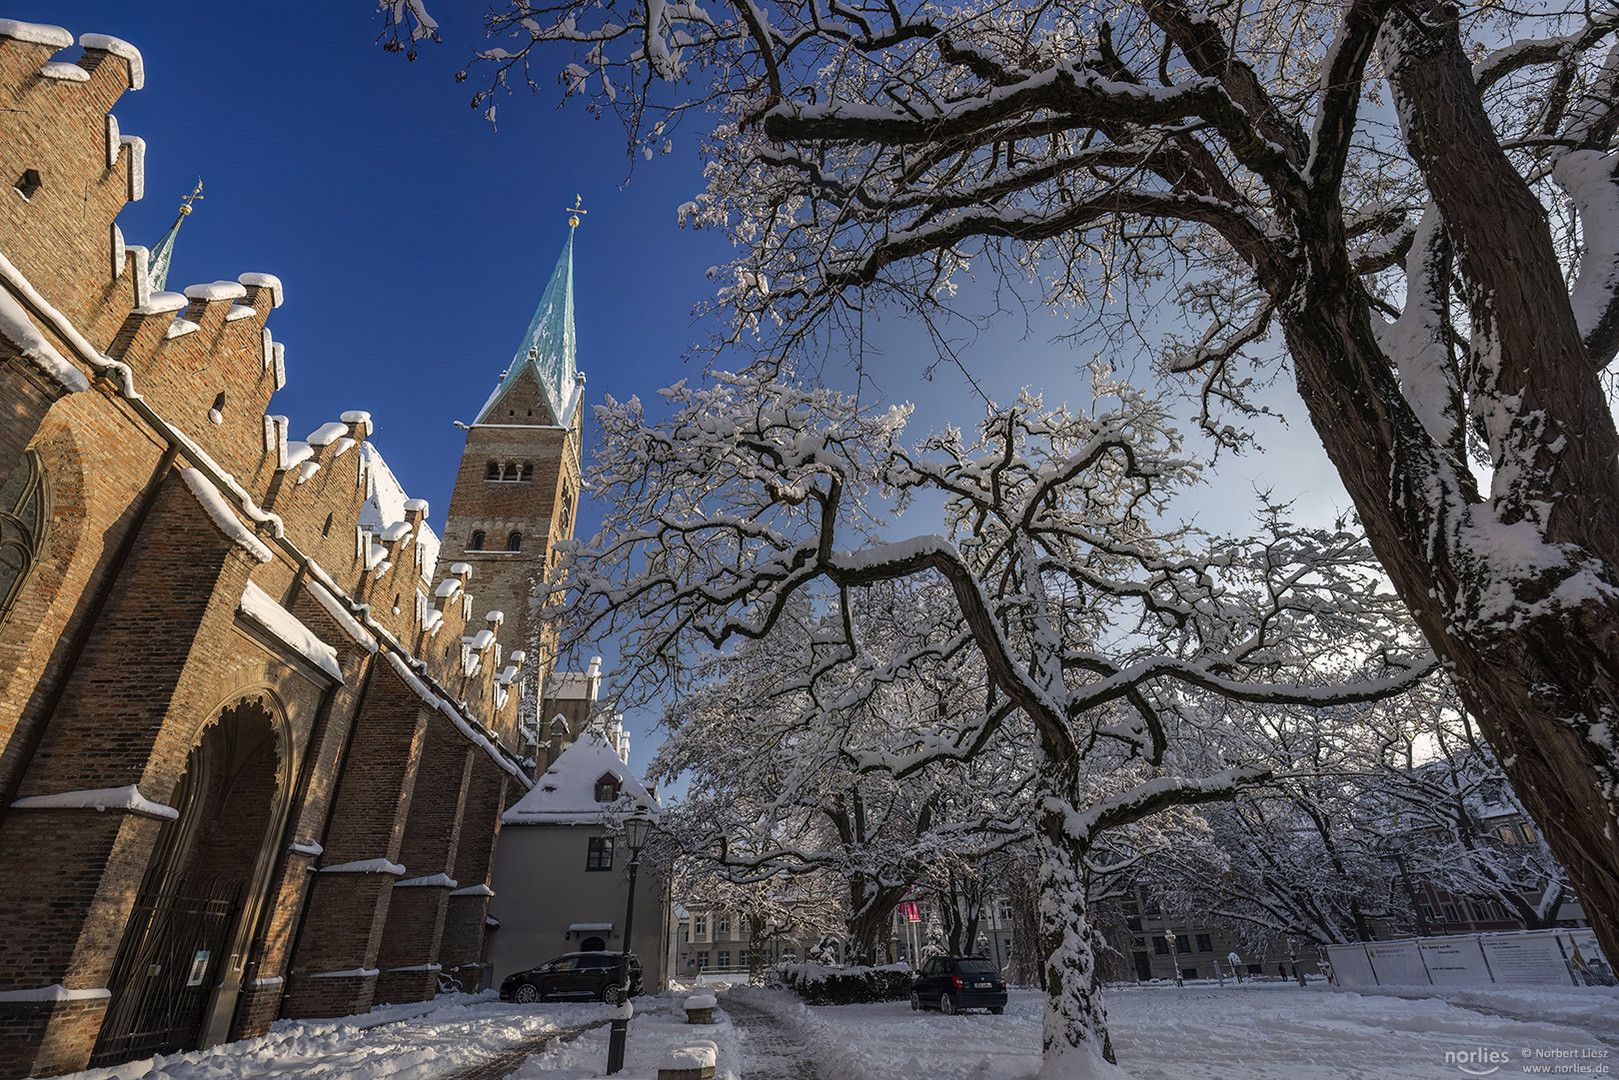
[725,982,1617,1080]
[47,981,1616,1080]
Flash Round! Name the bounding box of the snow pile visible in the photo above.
[55,993,609,1080]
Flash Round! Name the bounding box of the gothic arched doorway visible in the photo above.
[91,697,290,1067]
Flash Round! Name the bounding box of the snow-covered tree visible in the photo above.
[653,579,1034,962]
[558,367,1427,1076]
[400,0,1619,968]
[1159,688,1573,946]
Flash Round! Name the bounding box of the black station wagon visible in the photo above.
[499,951,643,1004]
[911,955,1008,1014]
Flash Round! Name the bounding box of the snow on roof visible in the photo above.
[239,581,342,680]
[357,440,440,580]
[238,272,282,307]
[179,468,273,563]
[502,732,660,826]
[79,32,144,90]
[0,19,72,48]
[184,280,246,303]
[547,657,602,700]
[0,288,87,394]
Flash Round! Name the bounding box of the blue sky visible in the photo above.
[20,2,1346,767]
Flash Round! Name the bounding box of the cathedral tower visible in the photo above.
[440,228,586,758]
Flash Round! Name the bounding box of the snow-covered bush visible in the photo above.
[773,962,913,1006]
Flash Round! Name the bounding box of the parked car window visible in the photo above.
[543,957,578,972]
[954,958,998,975]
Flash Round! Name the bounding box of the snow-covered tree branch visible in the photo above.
[392,0,1619,982]
[555,367,1430,1075]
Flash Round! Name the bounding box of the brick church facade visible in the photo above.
[0,18,588,1077]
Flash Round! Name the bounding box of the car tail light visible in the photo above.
[951,975,966,989]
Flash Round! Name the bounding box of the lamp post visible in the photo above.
[606,805,653,1075]
[1164,930,1183,987]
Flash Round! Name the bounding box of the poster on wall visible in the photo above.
[1364,941,1429,985]
[1480,933,1573,985]
[1417,937,1491,985]
[1324,944,1377,987]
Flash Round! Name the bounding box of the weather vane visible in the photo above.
[565,195,587,228]
[178,177,204,217]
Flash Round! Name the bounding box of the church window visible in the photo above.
[470,530,485,551]
[322,512,334,537]
[506,532,522,552]
[14,169,41,200]
[594,773,621,803]
[0,450,47,625]
[587,836,614,871]
[486,461,501,480]
[559,482,573,534]
[520,463,533,482]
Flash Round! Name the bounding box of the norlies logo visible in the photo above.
[1446,1048,1511,1076]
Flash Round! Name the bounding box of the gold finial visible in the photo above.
[565,194,587,229]
[178,177,204,218]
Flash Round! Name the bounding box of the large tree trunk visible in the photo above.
[1283,8,1618,969]
[1034,768,1124,1080]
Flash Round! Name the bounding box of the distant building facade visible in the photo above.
[0,18,585,1078]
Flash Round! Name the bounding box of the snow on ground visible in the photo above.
[55,991,608,1080]
[48,981,1616,1079]
[726,981,1618,1080]
[507,992,740,1080]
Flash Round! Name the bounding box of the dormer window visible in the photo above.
[594,773,621,803]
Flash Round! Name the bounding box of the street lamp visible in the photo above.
[1164,930,1183,988]
[606,804,654,1075]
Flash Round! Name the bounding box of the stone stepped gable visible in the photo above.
[0,17,563,1078]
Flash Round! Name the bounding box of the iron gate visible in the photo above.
[89,872,242,1068]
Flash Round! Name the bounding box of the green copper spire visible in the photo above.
[474,224,580,426]
[149,179,203,293]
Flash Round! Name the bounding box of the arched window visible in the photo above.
[0,450,47,625]
[469,530,485,551]
[485,461,501,480]
[519,463,533,482]
[506,532,522,552]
